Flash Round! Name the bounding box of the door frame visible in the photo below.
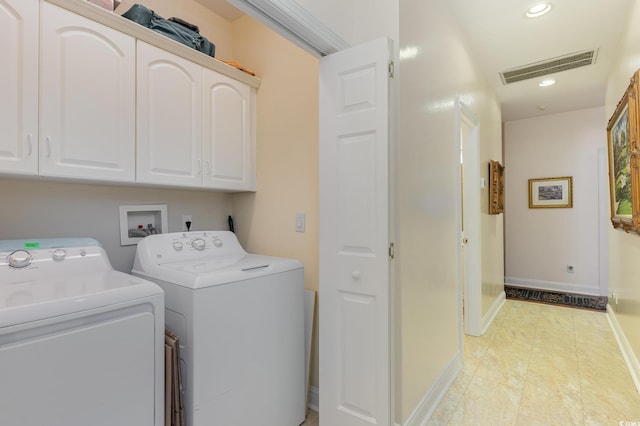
[455,97,482,337]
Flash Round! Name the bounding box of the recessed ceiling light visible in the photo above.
[538,79,556,87]
[526,2,552,18]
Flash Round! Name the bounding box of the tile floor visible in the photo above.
[300,300,640,426]
[301,409,319,426]
[428,300,640,425]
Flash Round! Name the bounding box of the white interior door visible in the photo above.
[457,99,482,336]
[319,37,392,426]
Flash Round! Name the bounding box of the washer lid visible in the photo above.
[134,254,303,289]
[132,231,303,289]
[0,269,162,328]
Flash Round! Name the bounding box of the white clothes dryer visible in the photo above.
[132,231,305,426]
[0,238,164,426]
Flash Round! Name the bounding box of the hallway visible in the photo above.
[428,300,640,425]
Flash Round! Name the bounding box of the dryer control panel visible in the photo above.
[0,238,109,276]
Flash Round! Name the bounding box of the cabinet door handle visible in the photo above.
[204,160,210,175]
[46,137,52,158]
[196,159,202,175]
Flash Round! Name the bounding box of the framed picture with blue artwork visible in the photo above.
[529,176,573,208]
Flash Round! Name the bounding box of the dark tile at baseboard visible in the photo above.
[505,285,607,311]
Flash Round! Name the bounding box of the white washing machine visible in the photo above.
[132,231,305,426]
[0,238,164,426]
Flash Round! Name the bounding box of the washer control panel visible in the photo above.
[137,231,245,264]
[167,232,227,253]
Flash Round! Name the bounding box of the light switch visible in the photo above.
[296,213,306,232]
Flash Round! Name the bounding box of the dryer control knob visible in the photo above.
[8,250,32,268]
[213,238,223,247]
[192,238,206,250]
[172,241,184,251]
[52,249,66,261]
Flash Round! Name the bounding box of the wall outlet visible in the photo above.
[566,264,575,273]
[182,215,193,231]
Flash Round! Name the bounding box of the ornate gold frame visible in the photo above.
[488,160,504,215]
[607,69,640,233]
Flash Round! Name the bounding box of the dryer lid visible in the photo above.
[0,270,162,328]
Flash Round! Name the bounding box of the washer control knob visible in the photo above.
[8,250,32,268]
[192,238,206,251]
[213,238,223,247]
[52,249,66,261]
[172,241,184,251]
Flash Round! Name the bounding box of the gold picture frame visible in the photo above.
[607,69,640,233]
[489,160,504,215]
[528,176,573,209]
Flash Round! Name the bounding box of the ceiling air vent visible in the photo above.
[500,50,597,85]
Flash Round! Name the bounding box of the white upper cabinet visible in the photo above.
[203,69,255,191]
[137,41,256,191]
[0,0,257,191]
[136,41,203,187]
[0,0,38,175]
[40,2,136,182]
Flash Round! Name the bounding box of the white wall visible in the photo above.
[480,91,506,319]
[294,0,398,48]
[396,0,503,423]
[605,0,640,385]
[0,179,231,272]
[504,107,607,296]
[229,14,321,388]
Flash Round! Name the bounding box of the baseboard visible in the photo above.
[505,277,602,296]
[481,291,506,335]
[308,385,319,412]
[606,305,640,394]
[401,352,462,426]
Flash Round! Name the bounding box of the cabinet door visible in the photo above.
[40,2,135,182]
[202,69,255,191]
[0,0,38,175]
[137,41,203,187]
